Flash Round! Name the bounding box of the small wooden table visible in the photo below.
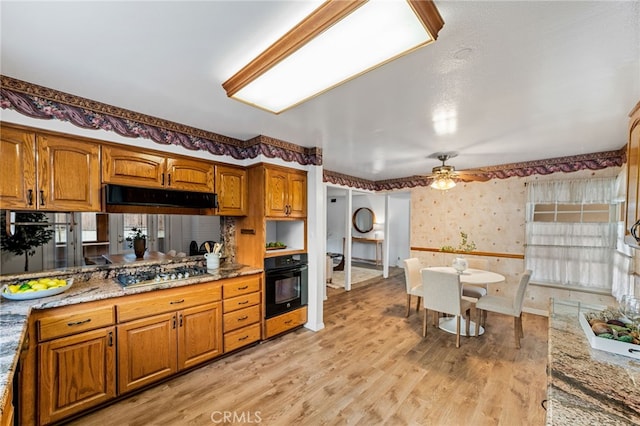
[102,251,167,264]
[345,237,383,266]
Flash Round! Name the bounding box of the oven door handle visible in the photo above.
[266,264,308,274]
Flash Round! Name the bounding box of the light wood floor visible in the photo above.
[69,268,548,425]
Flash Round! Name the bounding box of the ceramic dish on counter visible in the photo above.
[1,277,74,301]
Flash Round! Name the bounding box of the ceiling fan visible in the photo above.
[424,153,489,189]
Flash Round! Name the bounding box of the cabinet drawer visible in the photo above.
[117,286,221,323]
[223,291,261,313]
[265,306,307,339]
[224,323,261,353]
[223,305,261,333]
[222,276,261,299]
[38,305,115,342]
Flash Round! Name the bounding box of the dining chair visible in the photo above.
[421,269,473,348]
[402,258,423,317]
[474,270,532,348]
[463,258,490,322]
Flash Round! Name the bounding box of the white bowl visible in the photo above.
[1,278,74,301]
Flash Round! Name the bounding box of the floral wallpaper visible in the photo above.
[410,167,624,312]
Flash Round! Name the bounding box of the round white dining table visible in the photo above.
[422,266,506,336]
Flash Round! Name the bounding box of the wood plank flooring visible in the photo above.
[68,268,548,425]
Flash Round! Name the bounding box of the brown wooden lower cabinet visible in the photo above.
[223,323,262,353]
[1,382,14,426]
[18,275,265,425]
[178,302,224,370]
[117,312,178,394]
[38,327,116,425]
[265,306,308,339]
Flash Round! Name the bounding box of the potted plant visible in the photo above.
[126,227,147,258]
[441,231,476,272]
[0,212,54,271]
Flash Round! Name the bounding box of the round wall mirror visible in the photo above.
[353,207,375,233]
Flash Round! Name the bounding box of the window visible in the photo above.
[525,178,621,291]
[533,203,613,223]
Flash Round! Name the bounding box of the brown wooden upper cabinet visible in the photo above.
[626,101,640,235]
[215,164,247,216]
[265,165,307,218]
[0,124,101,211]
[102,145,214,193]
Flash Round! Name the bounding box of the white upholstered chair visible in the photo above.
[463,258,490,321]
[402,258,423,317]
[474,270,532,348]
[421,269,474,348]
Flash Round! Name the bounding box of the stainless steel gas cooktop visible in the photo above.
[115,265,209,288]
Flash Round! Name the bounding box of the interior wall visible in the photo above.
[388,193,411,267]
[409,167,624,314]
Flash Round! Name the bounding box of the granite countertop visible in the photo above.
[547,299,640,424]
[0,263,263,418]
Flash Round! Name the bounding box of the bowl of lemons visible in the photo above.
[1,277,73,301]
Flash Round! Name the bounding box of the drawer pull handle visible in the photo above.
[237,316,249,321]
[284,320,293,324]
[238,335,249,341]
[170,299,185,304]
[238,301,249,305]
[237,286,249,290]
[108,331,113,347]
[67,318,91,326]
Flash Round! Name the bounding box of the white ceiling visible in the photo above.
[1,1,639,181]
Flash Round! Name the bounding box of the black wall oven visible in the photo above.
[264,253,308,318]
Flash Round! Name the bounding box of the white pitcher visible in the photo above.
[204,252,221,271]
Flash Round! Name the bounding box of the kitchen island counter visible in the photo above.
[547,299,640,425]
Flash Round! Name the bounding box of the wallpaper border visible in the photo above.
[0,75,322,166]
[324,148,625,191]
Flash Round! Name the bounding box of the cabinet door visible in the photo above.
[177,302,223,370]
[37,134,101,211]
[215,164,247,216]
[265,167,289,217]
[39,327,116,425]
[0,126,36,210]
[102,145,165,188]
[287,171,307,218]
[117,313,177,394]
[166,157,214,192]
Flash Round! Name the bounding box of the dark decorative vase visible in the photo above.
[133,238,146,258]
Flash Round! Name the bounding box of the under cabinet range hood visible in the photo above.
[105,184,218,213]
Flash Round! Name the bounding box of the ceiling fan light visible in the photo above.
[430,176,456,190]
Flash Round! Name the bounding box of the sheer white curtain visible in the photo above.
[525,178,621,291]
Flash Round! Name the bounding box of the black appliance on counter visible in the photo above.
[264,253,308,318]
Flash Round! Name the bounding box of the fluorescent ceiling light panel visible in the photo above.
[222,0,444,114]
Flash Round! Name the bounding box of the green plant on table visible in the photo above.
[440,231,476,253]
